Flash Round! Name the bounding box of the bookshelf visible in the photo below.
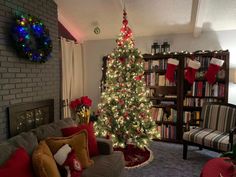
[100,50,229,143]
[143,50,229,142]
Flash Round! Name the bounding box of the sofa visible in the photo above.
[0,118,125,177]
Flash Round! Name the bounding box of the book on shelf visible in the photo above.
[151,107,177,123]
[144,61,150,70]
[151,107,164,121]
[183,98,221,107]
[147,88,155,97]
[183,111,201,124]
[191,81,225,97]
[163,108,177,122]
[145,74,176,87]
[158,75,165,86]
[157,124,176,140]
[164,95,177,98]
[151,60,159,70]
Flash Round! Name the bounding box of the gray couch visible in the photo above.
[0,118,125,177]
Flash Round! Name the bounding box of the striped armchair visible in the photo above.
[183,102,236,159]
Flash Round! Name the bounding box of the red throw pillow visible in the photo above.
[61,122,99,157]
[0,147,34,177]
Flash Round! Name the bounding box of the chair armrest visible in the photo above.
[229,127,236,150]
[96,137,114,155]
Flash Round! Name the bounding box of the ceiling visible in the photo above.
[54,0,236,42]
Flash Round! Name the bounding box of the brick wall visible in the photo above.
[0,0,61,141]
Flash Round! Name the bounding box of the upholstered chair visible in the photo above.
[183,102,236,159]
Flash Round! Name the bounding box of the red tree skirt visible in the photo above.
[114,144,153,169]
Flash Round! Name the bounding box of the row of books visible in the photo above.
[151,107,177,122]
[144,59,170,70]
[157,125,176,140]
[151,100,176,106]
[145,74,176,86]
[183,98,220,107]
[190,82,225,97]
[184,56,212,68]
[147,88,155,97]
[183,111,201,124]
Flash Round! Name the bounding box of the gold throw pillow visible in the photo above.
[46,129,93,169]
[32,140,61,177]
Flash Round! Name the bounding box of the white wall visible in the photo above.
[83,30,236,110]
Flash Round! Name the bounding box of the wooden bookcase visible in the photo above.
[143,50,229,142]
[100,50,229,143]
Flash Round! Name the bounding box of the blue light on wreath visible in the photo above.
[12,14,52,63]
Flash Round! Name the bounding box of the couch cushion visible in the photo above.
[32,118,76,141]
[0,142,17,166]
[81,151,125,177]
[8,132,38,155]
[183,128,234,151]
[0,131,38,166]
[46,130,94,169]
[32,141,61,177]
[0,147,34,177]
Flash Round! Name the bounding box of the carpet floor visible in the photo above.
[124,141,220,177]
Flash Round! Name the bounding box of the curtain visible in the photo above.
[61,37,84,118]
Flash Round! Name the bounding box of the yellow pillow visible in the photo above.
[46,129,93,168]
[32,141,61,177]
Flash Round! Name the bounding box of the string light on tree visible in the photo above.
[95,9,159,148]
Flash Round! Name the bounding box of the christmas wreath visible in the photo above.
[12,14,52,63]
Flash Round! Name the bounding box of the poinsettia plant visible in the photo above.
[70,96,92,110]
[69,96,92,124]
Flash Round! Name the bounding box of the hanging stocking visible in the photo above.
[165,58,179,82]
[205,58,224,84]
[185,59,201,84]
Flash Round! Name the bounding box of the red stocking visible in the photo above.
[165,58,179,82]
[185,59,201,84]
[205,58,224,84]
[54,144,83,177]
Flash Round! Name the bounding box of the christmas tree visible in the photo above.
[95,9,158,148]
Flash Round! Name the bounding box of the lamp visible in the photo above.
[161,42,170,52]
[151,42,160,54]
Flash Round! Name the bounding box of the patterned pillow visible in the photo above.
[54,144,82,177]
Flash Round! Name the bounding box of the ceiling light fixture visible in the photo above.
[92,21,100,35]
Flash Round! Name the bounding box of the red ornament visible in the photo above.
[140,112,145,118]
[124,112,128,118]
[119,99,125,105]
[135,75,142,81]
[119,9,133,40]
[106,134,111,139]
[119,57,126,63]
[123,19,128,26]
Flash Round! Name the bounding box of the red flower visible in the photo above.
[81,96,92,107]
[70,96,92,110]
[69,100,77,110]
[74,99,81,106]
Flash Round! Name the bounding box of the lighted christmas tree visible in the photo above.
[95,9,158,148]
